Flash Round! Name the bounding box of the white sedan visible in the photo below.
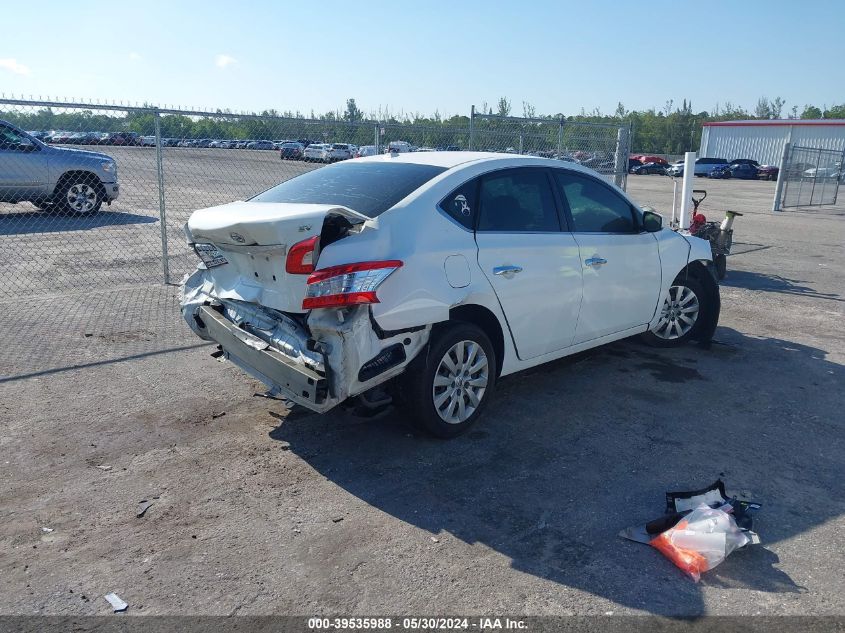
[302,143,330,162]
[181,153,720,437]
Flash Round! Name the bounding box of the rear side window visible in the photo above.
[439,178,478,230]
[553,171,638,233]
[476,168,560,232]
[251,162,446,217]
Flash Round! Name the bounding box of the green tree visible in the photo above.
[801,105,823,119]
[343,98,363,123]
[823,104,845,118]
[496,97,511,117]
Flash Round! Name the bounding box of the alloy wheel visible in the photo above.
[653,284,700,340]
[432,340,489,424]
[66,183,98,213]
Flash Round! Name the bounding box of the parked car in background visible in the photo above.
[729,159,761,168]
[47,131,74,144]
[106,132,140,146]
[279,142,304,160]
[803,163,842,179]
[180,152,718,437]
[356,145,378,158]
[694,157,728,176]
[756,165,779,181]
[140,136,157,147]
[387,140,412,154]
[666,160,685,177]
[327,143,353,161]
[0,119,120,214]
[630,162,668,175]
[709,163,759,179]
[631,155,669,166]
[247,140,275,150]
[303,143,330,162]
[65,132,87,144]
[667,157,728,177]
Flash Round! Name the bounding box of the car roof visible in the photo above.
[354,151,606,175]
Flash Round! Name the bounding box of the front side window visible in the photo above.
[476,168,559,232]
[553,171,638,233]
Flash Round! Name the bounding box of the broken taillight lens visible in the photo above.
[302,260,403,310]
[285,235,319,274]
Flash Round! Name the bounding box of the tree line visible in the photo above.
[2,96,843,154]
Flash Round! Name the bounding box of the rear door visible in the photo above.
[473,167,583,359]
[552,169,661,344]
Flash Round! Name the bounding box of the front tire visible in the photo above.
[57,177,103,215]
[397,323,497,438]
[642,277,706,348]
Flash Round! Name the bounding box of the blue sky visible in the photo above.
[2,0,843,117]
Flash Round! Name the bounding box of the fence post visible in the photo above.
[613,126,628,190]
[834,148,845,206]
[469,105,475,151]
[519,133,524,155]
[374,123,379,155]
[557,118,563,158]
[679,151,697,230]
[154,111,170,284]
[773,141,791,210]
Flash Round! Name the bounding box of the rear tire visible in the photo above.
[642,277,707,348]
[397,323,497,438]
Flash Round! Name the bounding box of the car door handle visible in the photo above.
[585,257,607,267]
[493,265,523,278]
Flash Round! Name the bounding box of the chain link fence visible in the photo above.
[780,145,844,208]
[0,98,630,378]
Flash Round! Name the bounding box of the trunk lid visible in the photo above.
[187,201,368,313]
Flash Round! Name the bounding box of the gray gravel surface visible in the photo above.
[1,170,843,616]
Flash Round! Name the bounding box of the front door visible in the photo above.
[552,169,661,344]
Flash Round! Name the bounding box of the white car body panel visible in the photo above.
[181,152,717,414]
[476,231,582,358]
[570,232,661,344]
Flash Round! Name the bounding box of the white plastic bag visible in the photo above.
[650,503,750,581]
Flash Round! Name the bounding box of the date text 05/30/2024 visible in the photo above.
[307,617,527,630]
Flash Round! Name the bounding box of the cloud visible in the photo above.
[129,52,142,61]
[215,54,237,69]
[0,58,31,76]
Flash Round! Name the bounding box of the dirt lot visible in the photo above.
[1,165,844,618]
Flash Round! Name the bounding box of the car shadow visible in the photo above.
[267,327,841,614]
[722,270,842,302]
[0,208,157,235]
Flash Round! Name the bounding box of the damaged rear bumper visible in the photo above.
[195,305,332,411]
[180,268,431,414]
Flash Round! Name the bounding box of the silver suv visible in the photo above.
[0,120,120,214]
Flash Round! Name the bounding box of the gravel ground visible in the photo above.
[1,167,844,618]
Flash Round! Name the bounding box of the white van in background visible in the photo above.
[387,141,412,154]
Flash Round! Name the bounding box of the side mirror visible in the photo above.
[642,209,663,232]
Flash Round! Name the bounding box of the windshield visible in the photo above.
[250,161,447,217]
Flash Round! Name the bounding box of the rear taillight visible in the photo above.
[286,236,319,274]
[302,260,402,310]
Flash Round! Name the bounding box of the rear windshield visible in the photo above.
[251,162,447,217]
